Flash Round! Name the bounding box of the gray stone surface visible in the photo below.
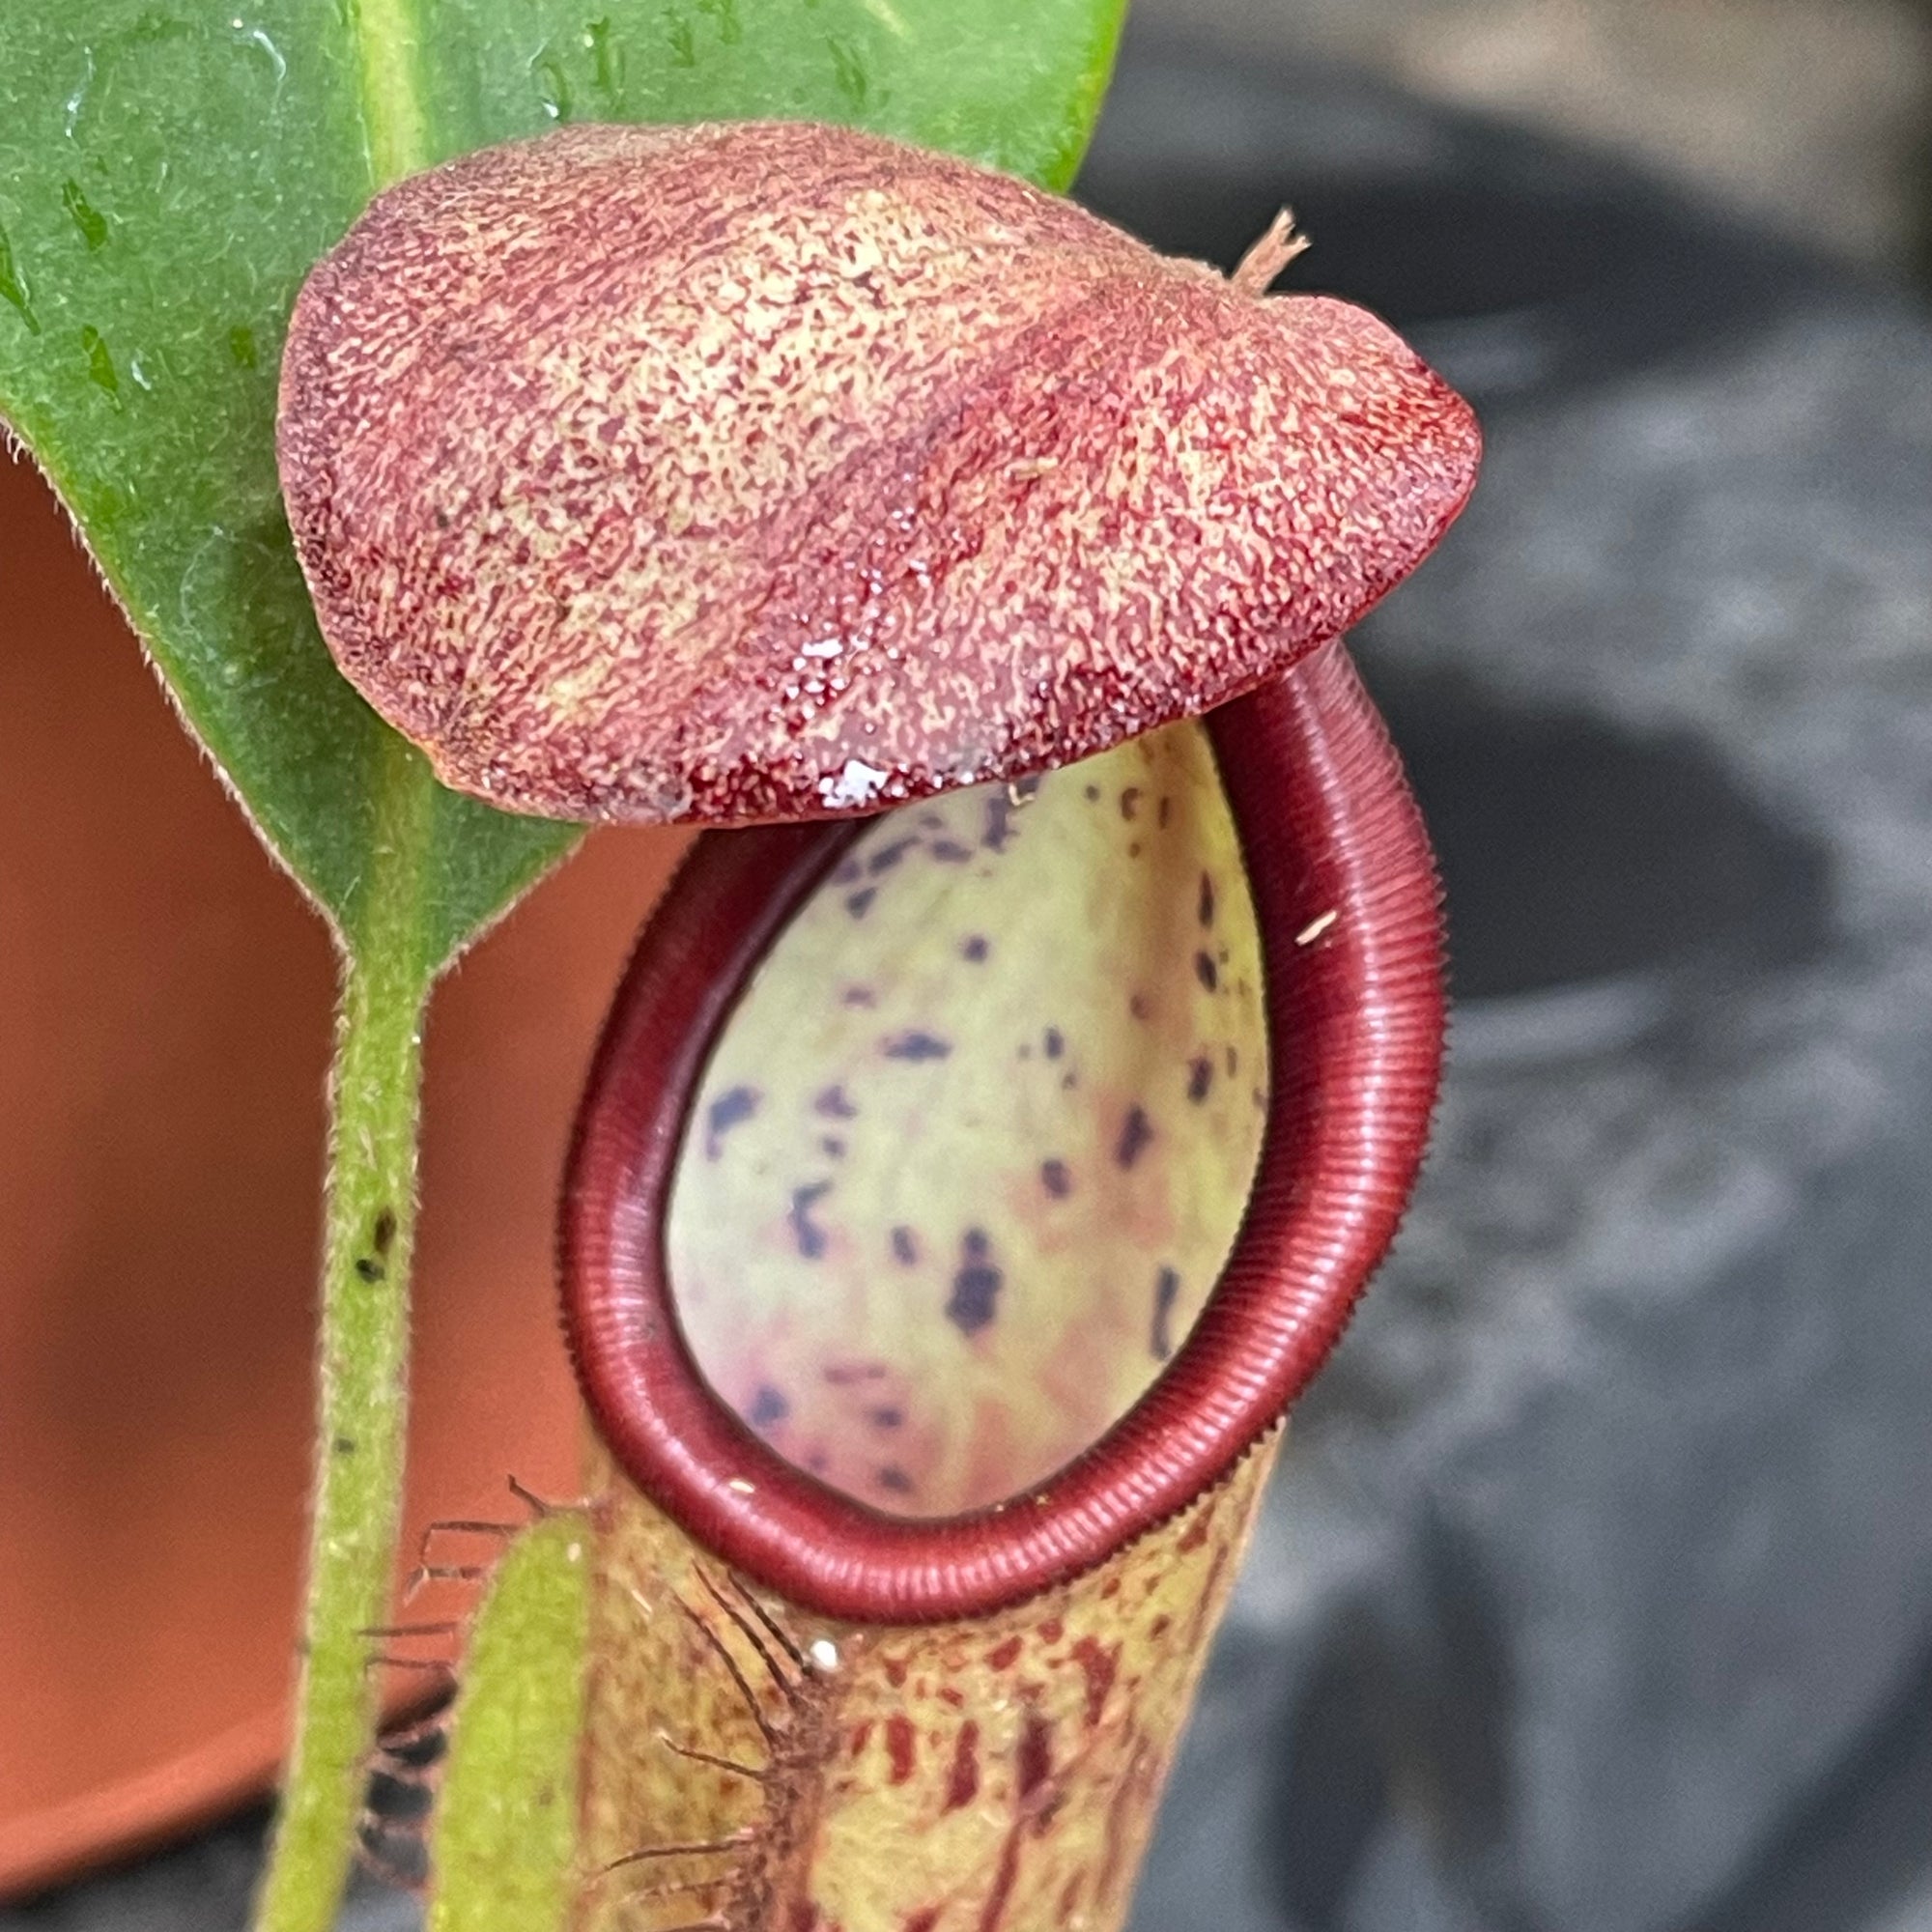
[1120,46,1932,1932]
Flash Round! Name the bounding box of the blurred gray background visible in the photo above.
[1145,0,1932,278]
[10,1,1932,1927]
[1110,6,1932,1932]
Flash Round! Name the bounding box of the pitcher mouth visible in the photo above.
[559,639,1444,1626]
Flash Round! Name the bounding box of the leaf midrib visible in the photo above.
[339,0,442,957]
[351,0,434,191]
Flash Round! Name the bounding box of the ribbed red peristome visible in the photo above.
[559,640,1444,1623]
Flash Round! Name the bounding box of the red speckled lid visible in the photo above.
[279,121,1479,827]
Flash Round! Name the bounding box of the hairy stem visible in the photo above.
[255,6,438,1916]
[256,737,436,1932]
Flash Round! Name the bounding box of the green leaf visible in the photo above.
[0,0,1126,961]
[0,14,1127,1927]
[426,1513,591,1932]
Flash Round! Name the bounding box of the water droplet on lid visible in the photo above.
[0,221,41,334]
[826,33,867,104]
[80,324,121,400]
[62,180,107,250]
[582,16,620,95]
[232,20,287,85]
[62,47,95,140]
[531,49,572,120]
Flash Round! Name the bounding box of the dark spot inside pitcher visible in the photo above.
[947,1229,1004,1335]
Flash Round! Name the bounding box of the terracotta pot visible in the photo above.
[0,449,685,1897]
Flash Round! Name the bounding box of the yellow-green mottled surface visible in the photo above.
[578,1431,1282,1932]
[667,721,1269,1515]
